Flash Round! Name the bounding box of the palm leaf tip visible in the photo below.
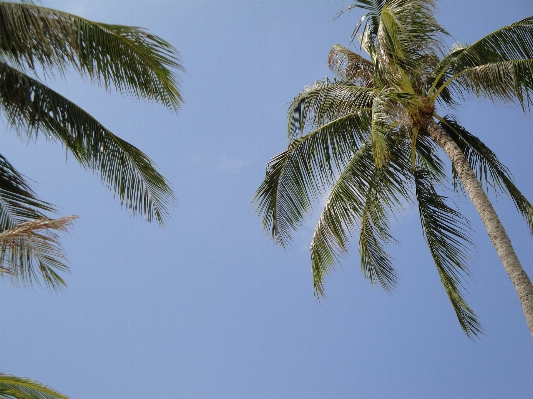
[414,169,481,337]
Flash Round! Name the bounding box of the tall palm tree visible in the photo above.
[0,374,69,399]
[0,0,183,288]
[254,0,533,339]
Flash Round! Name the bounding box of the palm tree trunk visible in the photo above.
[423,116,533,339]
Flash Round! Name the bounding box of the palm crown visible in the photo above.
[0,1,183,289]
[255,0,533,338]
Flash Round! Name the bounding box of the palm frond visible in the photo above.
[338,0,446,83]
[369,88,420,166]
[358,158,409,292]
[0,374,69,399]
[457,59,533,108]
[370,91,394,166]
[414,168,481,338]
[288,78,374,140]
[310,141,374,295]
[328,44,374,87]
[255,110,372,247]
[0,1,183,110]
[379,2,447,82]
[439,17,533,70]
[0,62,175,225]
[255,80,374,246]
[433,17,533,109]
[0,153,55,231]
[334,0,385,58]
[415,134,446,182]
[0,154,71,290]
[437,115,533,235]
[310,135,411,296]
[0,216,76,290]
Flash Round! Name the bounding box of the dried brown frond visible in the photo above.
[0,216,78,249]
[328,44,374,87]
[0,216,78,289]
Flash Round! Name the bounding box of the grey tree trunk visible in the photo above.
[423,116,533,339]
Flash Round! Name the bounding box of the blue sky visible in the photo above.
[1,1,533,398]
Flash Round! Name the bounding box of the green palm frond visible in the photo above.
[0,374,69,399]
[358,198,398,292]
[335,0,385,32]
[414,169,481,338]
[415,134,446,182]
[437,115,533,234]
[255,80,374,246]
[255,110,372,247]
[0,1,183,110]
[0,153,55,230]
[0,154,71,290]
[369,88,420,166]
[0,216,76,290]
[288,78,374,140]
[337,1,446,80]
[438,59,533,108]
[438,16,533,71]
[310,136,411,296]
[432,17,533,108]
[310,142,375,295]
[0,62,175,225]
[358,156,409,292]
[370,91,395,166]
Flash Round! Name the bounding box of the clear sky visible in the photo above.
[1,1,533,398]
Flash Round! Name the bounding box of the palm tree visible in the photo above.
[0,374,69,399]
[0,0,183,288]
[254,0,533,339]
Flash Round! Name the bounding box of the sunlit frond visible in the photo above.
[369,88,418,166]
[0,62,175,225]
[414,169,481,338]
[0,1,183,110]
[370,91,394,166]
[310,135,411,296]
[0,374,69,399]
[358,155,410,291]
[335,0,386,58]
[438,115,533,235]
[310,142,376,295]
